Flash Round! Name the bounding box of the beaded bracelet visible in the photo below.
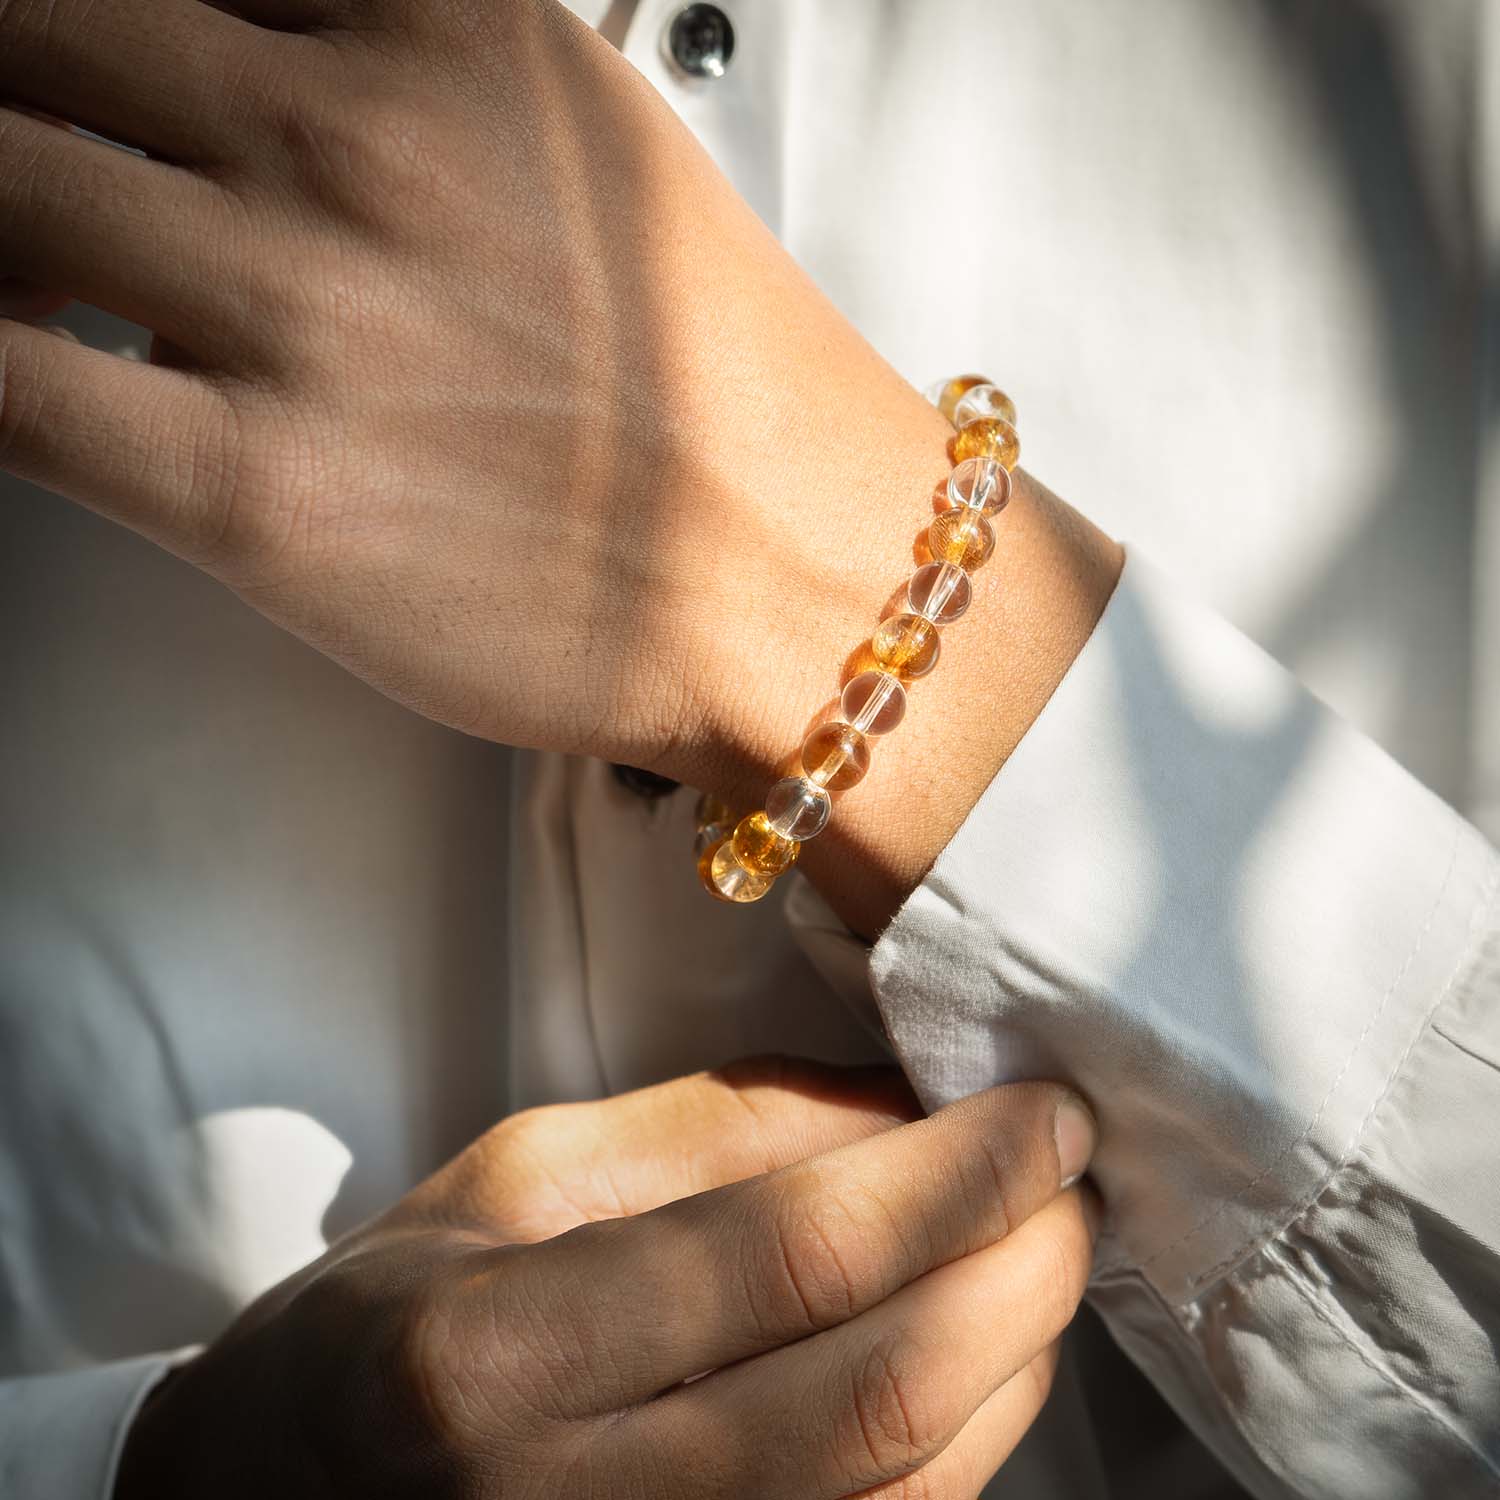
[693,373,1020,903]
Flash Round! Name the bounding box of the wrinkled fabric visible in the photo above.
[862,550,1500,1496]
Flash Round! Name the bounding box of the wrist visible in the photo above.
[805,467,1121,938]
[667,378,1122,938]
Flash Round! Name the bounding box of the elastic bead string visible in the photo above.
[694,374,1020,903]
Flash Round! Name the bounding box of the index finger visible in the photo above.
[488,1080,1096,1416]
[399,1056,922,1241]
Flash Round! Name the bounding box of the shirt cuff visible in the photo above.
[0,1351,196,1500]
[859,542,1497,1299]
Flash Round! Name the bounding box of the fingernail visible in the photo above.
[1053,1096,1097,1189]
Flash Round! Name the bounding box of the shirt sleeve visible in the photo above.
[0,1354,192,1499]
[792,543,1500,1497]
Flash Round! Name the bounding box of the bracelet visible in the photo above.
[693,373,1020,904]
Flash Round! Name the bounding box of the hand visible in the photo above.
[114,1058,1099,1499]
[0,0,1122,936]
[0,0,950,771]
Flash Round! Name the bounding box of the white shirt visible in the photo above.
[1,3,1497,1497]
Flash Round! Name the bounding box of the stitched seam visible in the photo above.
[1268,1244,1500,1486]
[1103,1248,1500,1498]
[1138,813,1468,1275]
[1183,839,1498,1292]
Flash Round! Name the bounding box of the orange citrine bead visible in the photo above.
[696,826,730,889]
[870,612,941,680]
[801,722,872,791]
[936,374,991,424]
[953,416,1021,470]
[731,810,801,878]
[928,507,996,570]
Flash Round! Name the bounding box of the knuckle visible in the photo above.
[759,1176,880,1332]
[1027,1216,1093,1331]
[476,1104,638,1239]
[846,1335,945,1481]
[276,82,464,237]
[502,1221,645,1405]
[963,1125,1032,1234]
[957,1086,1068,1230]
[452,1110,566,1231]
[390,1278,478,1445]
[395,1249,552,1451]
[488,1105,552,1156]
[486,1104,577,1182]
[187,394,353,583]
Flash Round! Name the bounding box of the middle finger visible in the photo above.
[0,0,284,163]
[0,104,248,348]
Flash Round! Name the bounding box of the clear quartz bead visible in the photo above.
[931,374,990,423]
[764,776,832,841]
[948,456,1011,516]
[709,840,775,902]
[953,383,1018,427]
[840,670,907,735]
[694,822,730,858]
[907,560,972,624]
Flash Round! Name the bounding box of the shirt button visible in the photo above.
[665,3,735,80]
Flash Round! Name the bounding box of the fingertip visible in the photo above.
[1053,1095,1098,1190]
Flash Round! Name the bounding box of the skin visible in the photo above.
[112,1059,1100,1499]
[0,0,1122,938]
[0,0,1122,1491]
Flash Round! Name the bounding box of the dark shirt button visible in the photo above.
[666,4,735,80]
